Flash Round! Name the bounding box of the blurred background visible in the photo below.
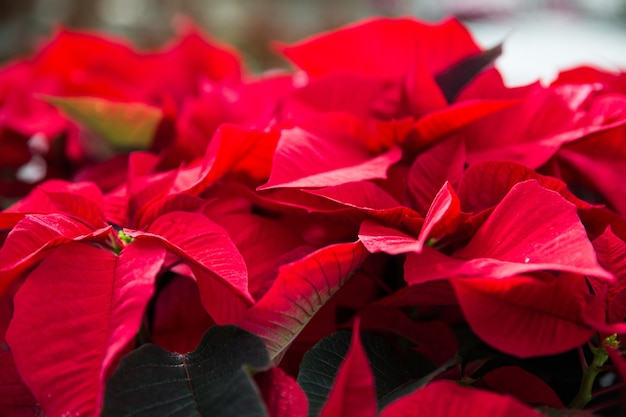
[1,0,626,86]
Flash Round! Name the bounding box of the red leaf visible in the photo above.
[127,167,178,228]
[359,220,423,255]
[136,193,207,230]
[32,28,149,99]
[281,73,400,120]
[463,84,626,169]
[6,240,166,416]
[255,367,309,417]
[408,99,518,152]
[450,274,603,357]
[306,181,401,210]
[405,135,465,215]
[239,241,368,360]
[5,180,106,224]
[406,180,612,283]
[150,21,242,93]
[374,280,458,307]
[556,124,626,217]
[0,351,41,417]
[379,380,540,417]
[306,181,423,235]
[482,366,564,408]
[150,275,215,354]
[0,214,112,296]
[133,211,253,323]
[319,319,377,417]
[215,213,308,300]
[42,188,108,229]
[458,160,594,214]
[404,57,448,115]
[258,126,402,190]
[416,182,465,250]
[356,307,458,366]
[358,182,465,255]
[180,124,280,195]
[455,180,611,279]
[278,17,480,81]
[592,227,626,323]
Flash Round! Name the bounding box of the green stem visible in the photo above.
[569,343,611,409]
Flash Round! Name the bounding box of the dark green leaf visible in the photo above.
[102,325,270,417]
[434,43,503,102]
[377,355,459,409]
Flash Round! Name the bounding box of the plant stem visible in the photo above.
[569,342,611,409]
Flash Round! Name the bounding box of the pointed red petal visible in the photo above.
[258,127,402,190]
[182,124,280,195]
[416,182,464,250]
[408,99,518,152]
[359,220,422,255]
[319,319,377,417]
[358,183,464,256]
[239,241,368,360]
[6,240,166,416]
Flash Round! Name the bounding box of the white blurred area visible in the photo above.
[468,14,626,86]
[411,0,626,85]
[1,0,626,85]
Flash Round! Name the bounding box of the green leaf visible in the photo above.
[377,354,460,409]
[102,325,270,417]
[297,331,432,417]
[41,95,162,150]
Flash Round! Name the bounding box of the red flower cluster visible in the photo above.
[1,16,626,417]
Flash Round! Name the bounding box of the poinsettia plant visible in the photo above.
[1,15,626,417]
